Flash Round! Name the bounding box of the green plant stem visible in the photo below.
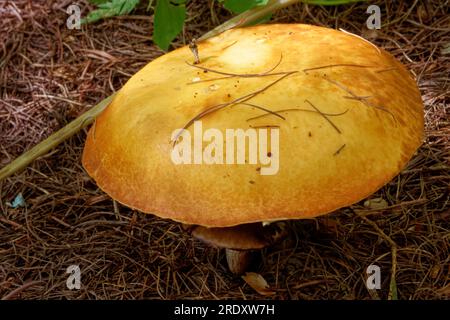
[0,0,301,182]
[199,0,299,41]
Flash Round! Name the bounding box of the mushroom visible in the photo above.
[183,222,287,274]
[82,24,423,274]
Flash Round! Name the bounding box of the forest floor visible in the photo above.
[0,0,448,299]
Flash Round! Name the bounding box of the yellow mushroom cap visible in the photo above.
[82,24,424,227]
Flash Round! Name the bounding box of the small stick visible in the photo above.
[333,144,346,156]
[322,75,397,122]
[246,108,348,122]
[303,64,375,74]
[356,213,397,247]
[185,54,284,85]
[376,67,398,73]
[339,28,381,54]
[188,38,200,64]
[240,102,286,120]
[304,99,342,134]
[186,53,283,78]
[249,125,280,129]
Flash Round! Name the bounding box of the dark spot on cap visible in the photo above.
[308,132,312,137]
[249,180,255,184]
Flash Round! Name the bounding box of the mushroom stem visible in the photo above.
[225,249,256,275]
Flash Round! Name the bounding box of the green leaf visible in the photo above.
[82,0,140,24]
[222,0,269,14]
[153,0,187,51]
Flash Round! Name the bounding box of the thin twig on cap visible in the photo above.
[185,53,287,85]
[246,107,348,122]
[322,75,397,123]
[173,71,297,144]
[339,28,381,54]
[303,64,375,74]
[304,99,342,134]
[333,144,346,156]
